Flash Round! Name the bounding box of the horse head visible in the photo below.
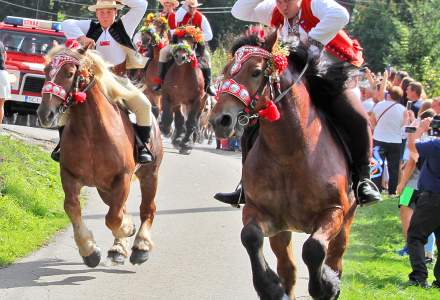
[209,28,289,138]
[171,26,203,66]
[37,43,95,127]
[139,13,170,49]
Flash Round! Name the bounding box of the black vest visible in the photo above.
[86,19,136,51]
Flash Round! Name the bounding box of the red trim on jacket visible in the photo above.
[167,12,177,29]
[178,10,203,29]
[271,0,364,67]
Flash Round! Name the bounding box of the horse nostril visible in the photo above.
[219,114,232,127]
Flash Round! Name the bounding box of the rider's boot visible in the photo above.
[134,124,154,164]
[201,67,216,96]
[51,126,64,162]
[356,164,382,206]
[214,183,244,207]
[152,62,167,92]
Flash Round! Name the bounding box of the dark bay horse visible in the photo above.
[209,30,356,299]
[136,15,170,118]
[37,45,163,267]
[160,26,207,154]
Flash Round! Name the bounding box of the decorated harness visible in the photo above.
[217,40,308,125]
[42,40,95,112]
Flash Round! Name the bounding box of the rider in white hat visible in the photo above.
[152,0,216,96]
[59,0,155,164]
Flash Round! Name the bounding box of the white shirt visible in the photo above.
[61,0,147,65]
[373,100,406,143]
[175,6,213,41]
[362,98,375,113]
[0,70,11,99]
[231,0,349,45]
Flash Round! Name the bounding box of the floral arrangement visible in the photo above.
[174,26,204,44]
[143,13,170,31]
[140,25,161,45]
[171,41,198,68]
[265,41,289,79]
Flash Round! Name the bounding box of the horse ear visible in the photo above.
[263,29,278,52]
[77,43,92,55]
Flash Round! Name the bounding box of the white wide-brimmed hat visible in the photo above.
[88,0,124,12]
[182,0,203,8]
[160,0,179,8]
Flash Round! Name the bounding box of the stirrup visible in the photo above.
[356,178,381,207]
[138,147,153,164]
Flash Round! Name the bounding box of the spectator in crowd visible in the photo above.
[393,70,409,87]
[360,79,375,113]
[400,76,414,107]
[388,68,396,84]
[407,81,424,116]
[0,41,11,125]
[432,97,440,114]
[405,115,440,289]
[396,109,436,259]
[371,85,406,195]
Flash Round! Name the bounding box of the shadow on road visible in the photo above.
[83,206,240,220]
[0,258,135,289]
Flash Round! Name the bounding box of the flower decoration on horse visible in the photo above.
[142,13,169,31]
[171,26,204,68]
[174,25,204,44]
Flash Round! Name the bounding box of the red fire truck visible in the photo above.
[0,16,66,125]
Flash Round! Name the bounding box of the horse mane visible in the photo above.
[229,29,352,106]
[46,46,137,104]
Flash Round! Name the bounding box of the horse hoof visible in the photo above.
[130,248,150,265]
[82,248,101,268]
[107,250,126,265]
[179,148,191,155]
[128,224,137,237]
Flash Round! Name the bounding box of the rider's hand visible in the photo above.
[77,36,96,49]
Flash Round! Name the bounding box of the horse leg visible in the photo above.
[62,171,101,268]
[98,174,135,265]
[159,95,173,137]
[241,206,288,300]
[130,167,158,265]
[269,232,297,299]
[325,207,355,277]
[172,107,185,146]
[302,208,344,300]
[180,102,200,154]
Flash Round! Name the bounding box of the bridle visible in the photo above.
[42,51,96,113]
[217,45,308,126]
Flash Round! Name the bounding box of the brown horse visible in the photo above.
[37,45,163,267]
[209,30,356,299]
[160,27,206,154]
[135,17,170,118]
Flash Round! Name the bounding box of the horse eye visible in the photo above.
[66,71,75,78]
[252,69,262,78]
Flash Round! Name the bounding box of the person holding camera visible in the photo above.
[405,115,440,288]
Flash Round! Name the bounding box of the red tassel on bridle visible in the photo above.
[258,100,280,122]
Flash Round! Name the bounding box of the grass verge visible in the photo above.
[341,196,439,299]
[0,135,67,267]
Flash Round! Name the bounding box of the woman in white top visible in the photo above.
[0,41,11,124]
[371,85,406,195]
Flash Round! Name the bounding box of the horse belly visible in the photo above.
[243,157,344,234]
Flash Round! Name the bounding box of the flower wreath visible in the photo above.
[143,13,170,31]
[264,41,289,80]
[174,26,204,44]
[140,25,161,45]
[171,41,198,68]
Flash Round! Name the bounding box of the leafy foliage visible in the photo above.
[349,0,440,96]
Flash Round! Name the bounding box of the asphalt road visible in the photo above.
[0,125,310,300]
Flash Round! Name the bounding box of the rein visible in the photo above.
[217,45,309,126]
